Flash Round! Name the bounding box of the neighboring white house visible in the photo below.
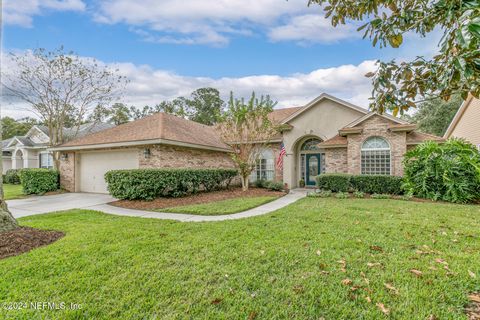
[2,123,114,174]
[444,95,480,149]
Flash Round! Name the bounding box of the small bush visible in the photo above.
[4,169,21,184]
[316,174,351,192]
[266,181,284,191]
[400,194,413,201]
[299,179,305,188]
[307,192,318,198]
[403,139,480,203]
[254,179,268,188]
[19,169,59,195]
[370,193,391,199]
[350,175,404,195]
[105,168,238,200]
[353,191,365,198]
[335,191,349,199]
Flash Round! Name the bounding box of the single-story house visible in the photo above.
[444,95,480,148]
[2,123,114,174]
[53,93,443,193]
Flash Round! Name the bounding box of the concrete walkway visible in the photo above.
[8,189,308,222]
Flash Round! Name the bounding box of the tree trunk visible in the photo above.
[0,203,18,233]
[241,174,249,192]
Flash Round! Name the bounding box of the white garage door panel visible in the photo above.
[79,150,138,193]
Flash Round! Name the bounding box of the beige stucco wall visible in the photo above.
[448,97,480,147]
[281,99,366,188]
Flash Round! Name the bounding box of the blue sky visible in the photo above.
[2,0,440,118]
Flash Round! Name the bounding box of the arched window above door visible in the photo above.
[300,138,322,151]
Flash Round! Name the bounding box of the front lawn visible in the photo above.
[1,198,479,319]
[161,196,278,215]
[3,184,24,200]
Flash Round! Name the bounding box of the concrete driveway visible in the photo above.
[8,193,115,218]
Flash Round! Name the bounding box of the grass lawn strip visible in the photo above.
[3,184,25,200]
[0,198,479,319]
[161,196,279,215]
[110,187,285,211]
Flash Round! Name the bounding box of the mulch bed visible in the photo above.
[0,227,64,260]
[467,293,480,320]
[110,187,286,210]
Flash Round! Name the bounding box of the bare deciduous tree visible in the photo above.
[1,47,127,168]
[218,92,279,191]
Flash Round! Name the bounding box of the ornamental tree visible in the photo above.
[309,0,480,115]
[218,92,279,191]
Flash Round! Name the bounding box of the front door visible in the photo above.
[306,154,321,186]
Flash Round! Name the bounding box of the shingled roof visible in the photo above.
[57,112,230,151]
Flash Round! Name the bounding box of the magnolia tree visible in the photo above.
[218,92,278,191]
[2,47,127,168]
[309,0,480,115]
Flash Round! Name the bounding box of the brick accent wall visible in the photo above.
[59,152,75,192]
[139,144,235,169]
[324,148,347,173]
[346,115,407,176]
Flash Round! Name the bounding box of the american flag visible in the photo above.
[276,142,286,169]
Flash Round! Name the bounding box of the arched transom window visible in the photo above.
[301,138,322,151]
[361,136,391,175]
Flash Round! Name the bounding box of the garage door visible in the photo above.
[78,149,139,193]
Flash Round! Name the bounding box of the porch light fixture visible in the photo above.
[61,153,68,161]
[143,148,151,159]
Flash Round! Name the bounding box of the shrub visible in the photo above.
[370,193,391,199]
[4,169,21,184]
[335,191,349,199]
[19,169,59,195]
[105,168,238,200]
[254,179,268,188]
[266,181,284,191]
[403,139,480,203]
[316,174,351,192]
[299,179,305,188]
[350,175,404,195]
[353,191,365,198]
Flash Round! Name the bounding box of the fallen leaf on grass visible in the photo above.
[410,269,423,277]
[435,258,448,265]
[248,311,258,320]
[468,270,476,278]
[370,245,384,252]
[320,271,330,275]
[468,294,480,303]
[428,315,438,320]
[316,250,321,256]
[211,298,223,305]
[341,278,353,286]
[365,296,372,303]
[337,259,347,272]
[293,285,304,294]
[384,283,399,295]
[376,303,390,315]
[367,262,382,268]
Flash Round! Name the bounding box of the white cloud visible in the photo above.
[1,52,376,119]
[268,14,359,44]
[94,0,357,46]
[3,0,86,27]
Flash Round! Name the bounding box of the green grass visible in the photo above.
[161,196,279,215]
[1,198,480,319]
[3,184,24,200]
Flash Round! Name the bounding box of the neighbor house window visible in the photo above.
[250,149,274,182]
[361,136,391,175]
[40,152,54,169]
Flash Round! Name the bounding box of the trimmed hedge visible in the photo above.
[19,169,59,195]
[4,169,21,184]
[350,175,404,195]
[315,174,351,192]
[316,173,404,195]
[105,168,238,200]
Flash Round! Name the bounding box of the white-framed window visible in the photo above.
[361,136,391,175]
[40,152,54,169]
[250,149,274,182]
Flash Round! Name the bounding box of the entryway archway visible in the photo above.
[298,137,324,186]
